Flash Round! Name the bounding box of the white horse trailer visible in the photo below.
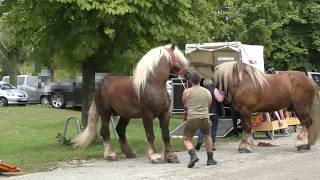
[170,42,265,138]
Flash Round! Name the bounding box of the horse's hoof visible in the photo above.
[125,152,137,159]
[166,156,180,164]
[295,140,309,148]
[238,147,253,153]
[149,153,163,164]
[151,158,164,164]
[104,155,118,161]
[238,142,254,153]
[105,155,118,161]
[165,153,180,163]
[297,144,311,151]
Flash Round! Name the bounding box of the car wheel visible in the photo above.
[40,96,50,105]
[51,95,65,109]
[0,97,8,107]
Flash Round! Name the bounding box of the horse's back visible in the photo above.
[233,70,315,112]
[97,75,141,117]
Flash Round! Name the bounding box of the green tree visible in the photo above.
[1,0,214,125]
[213,0,320,71]
[0,19,25,86]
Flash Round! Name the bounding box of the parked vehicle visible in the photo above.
[2,75,51,104]
[307,72,320,86]
[0,81,29,107]
[50,78,82,108]
[50,73,107,109]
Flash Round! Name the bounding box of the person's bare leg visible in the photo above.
[184,136,199,168]
[183,136,194,150]
[204,135,213,152]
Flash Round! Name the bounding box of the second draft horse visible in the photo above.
[214,61,320,152]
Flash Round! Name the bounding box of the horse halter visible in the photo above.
[165,48,184,75]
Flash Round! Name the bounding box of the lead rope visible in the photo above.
[177,75,188,121]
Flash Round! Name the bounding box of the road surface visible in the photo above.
[3,133,320,180]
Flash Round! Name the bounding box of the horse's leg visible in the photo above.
[238,113,255,153]
[142,112,162,164]
[158,111,179,163]
[294,106,311,150]
[116,116,136,158]
[99,109,118,160]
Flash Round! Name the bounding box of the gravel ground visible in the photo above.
[3,133,320,180]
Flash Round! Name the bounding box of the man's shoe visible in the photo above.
[207,151,217,165]
[188,155,199,168]
[187,149,199,168]
[195,142,202,151]
[207,158,217,165]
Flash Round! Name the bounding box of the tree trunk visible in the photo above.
[0,58,8,78]
[33,63,42,76]
[81,58,96,127]
[8,49,19,86]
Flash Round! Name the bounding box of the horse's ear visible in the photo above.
[170,43,175,51]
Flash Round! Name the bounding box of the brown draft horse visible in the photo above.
[73,44,188,163]
[214,61,320,153]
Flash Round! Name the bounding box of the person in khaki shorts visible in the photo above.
[182,70,217,168]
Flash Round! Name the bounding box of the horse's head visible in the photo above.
[164,44,189,77]
[132,44,188,98]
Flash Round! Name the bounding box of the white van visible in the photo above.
[2,75,51,104]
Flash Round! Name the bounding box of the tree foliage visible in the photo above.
[0,0,215,125]
[2,0,319,73]
[213,0,320,71]
[1,0,214,74]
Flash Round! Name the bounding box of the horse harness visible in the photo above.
[165,47,185,75]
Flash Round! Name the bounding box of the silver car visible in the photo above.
[0,81,29,107]
[2,75,51,104]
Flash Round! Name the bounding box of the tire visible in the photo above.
[40,96,50,105]
[0,97,8,107]
[51,95,65,109]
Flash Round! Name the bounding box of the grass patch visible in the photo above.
[0,105,240,172]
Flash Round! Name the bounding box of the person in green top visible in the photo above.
[182,70,217,168]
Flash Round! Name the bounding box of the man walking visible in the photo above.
[195,78,224,151]
[182,71,217,168]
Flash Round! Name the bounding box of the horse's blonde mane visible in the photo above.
[213,61,268,92]
[132,44,188,98]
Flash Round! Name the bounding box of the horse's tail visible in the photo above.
[308,84,320,145]
[73,101,100,148]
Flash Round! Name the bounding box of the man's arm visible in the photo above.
[207,89,212,106]
[214,88,224,102]
[182,89,189,105]
[182,89,189,121]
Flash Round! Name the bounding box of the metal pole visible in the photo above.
[110,116,119,140]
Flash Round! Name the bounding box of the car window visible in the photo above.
[311,74,320,86]
[27,76,39,88]
[17,77,25,86]
[0,83,15,90]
